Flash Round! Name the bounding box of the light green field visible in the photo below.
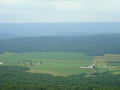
[0,52,120,76]
[0,52,94,76]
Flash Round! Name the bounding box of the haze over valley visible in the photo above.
[0,0,120,90]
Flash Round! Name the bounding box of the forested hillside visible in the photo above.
[0,34,120,55]
[0,65,120,90]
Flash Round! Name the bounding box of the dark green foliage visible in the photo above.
[0,65,120,90]
[0,34,120,56]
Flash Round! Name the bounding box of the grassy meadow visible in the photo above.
[0,52,120,76]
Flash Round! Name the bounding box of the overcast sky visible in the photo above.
[0,0,120,23]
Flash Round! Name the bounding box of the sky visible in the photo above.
[0,0,120,23]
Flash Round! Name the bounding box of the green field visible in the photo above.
[0,52,120,76]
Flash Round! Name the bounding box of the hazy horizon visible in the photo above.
[0,22,120,37]
[0,0,120,37]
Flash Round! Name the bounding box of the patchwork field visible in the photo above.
[93,54,120,74]
[0,52,120,76]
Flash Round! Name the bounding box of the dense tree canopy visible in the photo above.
[0,34,120,56]
[0,65,120,90]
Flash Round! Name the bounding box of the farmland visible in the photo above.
[0,52,120,90]
[93,54,120,74]
[0,52,94,76]
[0,52,120,76]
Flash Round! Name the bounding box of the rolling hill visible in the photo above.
[0,33,120,55]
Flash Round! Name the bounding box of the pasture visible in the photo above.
[0,52,120,76]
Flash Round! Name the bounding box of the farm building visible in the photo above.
[80,65,96,69]
[22,60,32,65]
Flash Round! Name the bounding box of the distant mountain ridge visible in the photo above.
[0,33,17,39]
[0,33,120,56]
[0,22,120,37]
